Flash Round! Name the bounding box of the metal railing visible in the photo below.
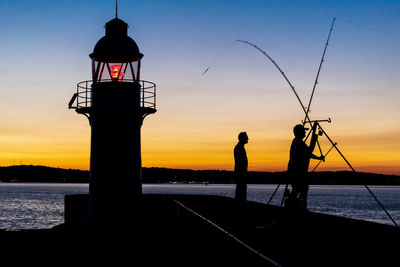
[69,79,156,110]
[75,80,92,109]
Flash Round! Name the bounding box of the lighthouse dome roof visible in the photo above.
[90,18,143,62]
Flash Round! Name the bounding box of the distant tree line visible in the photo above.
[0,165,89,183]
[0,165,399,185]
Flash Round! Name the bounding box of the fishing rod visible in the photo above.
[237,38,399,227]
[303,18,336,125]
[237,38,326,157]
[237,39,310,120]
[318,126,398,227]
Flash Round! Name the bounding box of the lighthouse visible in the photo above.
[69,16,156,225]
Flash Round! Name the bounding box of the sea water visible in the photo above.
[0,183,399,229]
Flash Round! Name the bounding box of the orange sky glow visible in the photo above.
[0,1,399,175]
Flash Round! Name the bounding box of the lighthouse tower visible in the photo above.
[69,16,156,225]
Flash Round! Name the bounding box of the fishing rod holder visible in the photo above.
[303,118,331,137]
[303,118,331,141]
[302,117,331,125]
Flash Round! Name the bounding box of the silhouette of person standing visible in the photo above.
[234,132,249,201]
[286,123,324,209]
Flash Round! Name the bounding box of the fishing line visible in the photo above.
[337,17,400,39]
[202,41,237,75]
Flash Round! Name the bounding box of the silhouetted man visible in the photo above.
[234,132,249,201]
[286,123,324,209]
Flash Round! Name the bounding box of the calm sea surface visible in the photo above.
[0,183,399,229]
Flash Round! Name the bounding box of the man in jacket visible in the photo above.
[234,132,249,201]
[287,123,324,209]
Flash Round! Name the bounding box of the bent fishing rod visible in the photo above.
[236,39,323,151]
[237,38,399,227]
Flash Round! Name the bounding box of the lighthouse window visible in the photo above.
[92,61,138,82]
[93,61,104,83]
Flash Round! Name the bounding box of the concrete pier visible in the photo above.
[1,194,399,266]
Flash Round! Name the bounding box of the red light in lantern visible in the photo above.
[110,64,124,81]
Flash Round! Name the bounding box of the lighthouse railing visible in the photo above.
[77,80,92,109]
[71,79,156,110]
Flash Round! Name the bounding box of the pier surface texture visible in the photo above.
[1,194,399,266]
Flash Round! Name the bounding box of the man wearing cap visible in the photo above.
[286,123,324,209]
[234,132,249,201]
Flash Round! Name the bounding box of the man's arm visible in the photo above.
[309,122,319,152]
[308,122,324,161]
[310,153,325,161]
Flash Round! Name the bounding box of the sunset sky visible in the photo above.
[0,0,399,174]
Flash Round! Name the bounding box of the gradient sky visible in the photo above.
[0,0,399,174]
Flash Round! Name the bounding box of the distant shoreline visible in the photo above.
[1,165,400,185]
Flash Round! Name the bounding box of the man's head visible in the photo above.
[293,124,307,139]
[238,132,249,144]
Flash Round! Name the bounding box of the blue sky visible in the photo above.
[0,0,399,173]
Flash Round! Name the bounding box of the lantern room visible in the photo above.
[90,18,143,83]
[69,16,156,119]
